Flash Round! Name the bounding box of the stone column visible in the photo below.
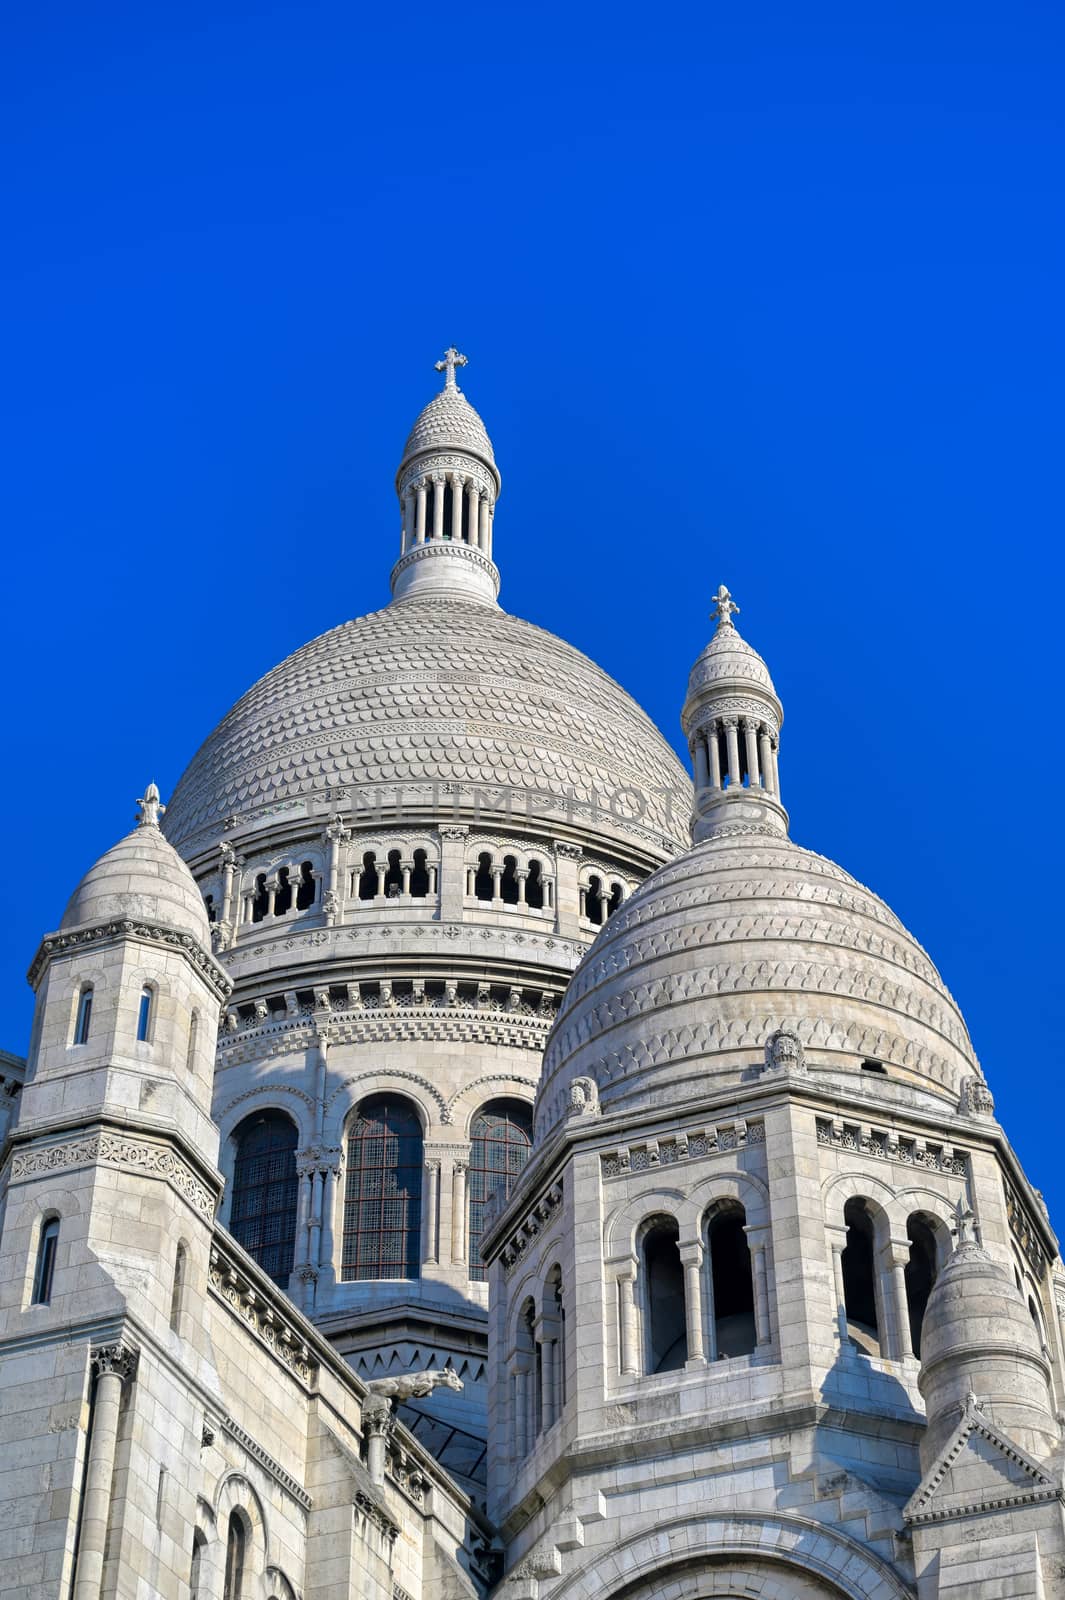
[679,1243,706,1367]
[747,1230,773,1347]
[708,723,723,789]
[692,735,709,791]
[616,1265,639,1376]
[828,1225,849,1343]
[536,1319,557,1430]
[401,490,414,550]
[491,864,504,902]
[324,816,349,925]
[450,474,464,541]
[415,481,427,544]
[293,1166,314,1276]
[431,474,445,540]
[363,1404,395,1486]
[516,868,528,905]
[219,844,237,926]
[319,1151,343,1287]
[375,861,387,898]
[265,877,279,916]
[308,1168,324,1277]
[439,826,468,923]
[424,1161,441,1265]
[704,1244,719,1362]
[743,719,760,788]
[768,735,780,796]
[888,1239,914,1360]
[466,479,479,546]
[74,1343,139,1600]
[479,491,491,553]
[400,858,413,897]
[758,727,773,793]
[724,719,741,788]
[451,1162,468,1266]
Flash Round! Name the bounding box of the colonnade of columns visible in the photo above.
[465,858,557,911]
[690,716,779,797]
[579,879,627,923]
[511,1309,564,1455]
[827,1225,918,1361]
[400,472,494,557]
[240,862,321,926]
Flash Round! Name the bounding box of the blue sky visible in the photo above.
[2,4,1062,1209]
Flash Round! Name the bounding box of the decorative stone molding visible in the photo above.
[763,1025,806,1076]
[816,1117,968,1175]
[1004,1176,1048,1281]
[354,1490,400,1543]
[217,1000,555,1069]
[601,1118,762,1178]
[904,1389,1062,1524]
[11,1130,217,1218]
[221,1415,313,1510]
[90,1340,139,1386]
[28,917,233,998]
[567,1076,600,1117]
[208,1239,318,1386]
[500,1181,564,1273]
[959,1074,995,1117]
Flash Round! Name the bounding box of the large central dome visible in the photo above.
[163,596,689,852]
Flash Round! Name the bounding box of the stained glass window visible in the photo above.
[230,1112,299,1285]
[343,1097,423,1280]
[468,1100,532,1281]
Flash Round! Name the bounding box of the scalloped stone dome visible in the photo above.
[163,596,691,851]
[62,824,211,945]
[401,387,496,469]
[537,830,979,1137]
[686,625,776,697]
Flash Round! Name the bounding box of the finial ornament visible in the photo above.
[952,1198,977,1248]
[135,782,165,829]
[434,346,468,391]
[710,584,740,632]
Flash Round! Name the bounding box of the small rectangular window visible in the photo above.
[73,989,93,1045]
[137,988,152,1043]
[33,1219,59,1305]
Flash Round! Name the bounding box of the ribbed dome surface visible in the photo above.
[163,597,691,850]
[538,831,979,1136]
[402,387,496,467]
[62,825,211,945]
[686,625,776,697]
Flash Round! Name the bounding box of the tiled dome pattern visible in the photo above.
[537,832,979,1133]
[163,597,691,848]
[402,388,496,466]
[686,626,776,696]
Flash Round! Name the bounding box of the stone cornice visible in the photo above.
[4,1118,223,1218]
[217,999,555,1067]
[28,917,232,1000]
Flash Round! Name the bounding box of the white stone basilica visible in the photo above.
[2,352,1064,1600]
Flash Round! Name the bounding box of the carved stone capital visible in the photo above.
[91,1340,139,1387]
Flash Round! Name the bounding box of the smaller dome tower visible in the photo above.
[391,346,502,606]
[917,1203,1058,1468]
[681,585,787,842]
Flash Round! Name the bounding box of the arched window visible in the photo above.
[170,1243,186,1332]
[607,881,624,918]
[905,1214,940,1358]
[32,1216,59,1305]
[274,866,293,916]
[136,985,153,1043]
[584,875,604,925]
[708,1203,756,1357]
[223,1512,245,1600]
[204,893,217,923]
[410,849,430,898]
[526,860,545,910]
[186,1010,200,1073]
[467,1100,533,1281]
[842,1197,881,1356]
[73,986,93,1046]
[342,1097,423,1281]
[251,874,269,922]
[642,1217,687,1373]
[295,861,316,910]
[189,1529,206,1600]
[357,852,377,901]
[500,856,520,905]
[230,1112,299,1285]
[474,852,494,901]
[383,849,403,898]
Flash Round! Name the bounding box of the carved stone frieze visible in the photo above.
[11,1131,216,1218]
[208,1240,318,1385]
[816,1117,968,1176]
[1004,1176,1048,1281]
[601,1118,763,1177]
[499,1181,564,1274]
[28,918,232,998]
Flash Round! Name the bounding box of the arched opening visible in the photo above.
[204,893,216,923]
[358,852,377,900]
[842,1197,882,1355]
[189,1529,206,1600]
[500,855,520,904]
[136,984,154,1043]
[547,1262,565,1418]
[715,724,730,786]
[223,1511,246,1600]
[73,985,93,1045]
[32,1215,59,1305]
[251,874,269,922]
[474,852,494,901]
[410,849,430,898]
[295,861,316,911]
[170,1243,187,1332]
[186,1010,200,1073]
[584,875,604,925]
[905,1213,940,1358]
[708,1203,756,1357]
[343,1096,423,1281]
[607,881,624,918]
[467,1099,533,1281]
[526,859,545,910]
[230,1111,299,1285]
[441,481,455,540]
[642,1217,687,1373]
[519,1297,540,1439]
[383,849,403,898]
[274,866,293,916]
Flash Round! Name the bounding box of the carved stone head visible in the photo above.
[764,1027,805,1074]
